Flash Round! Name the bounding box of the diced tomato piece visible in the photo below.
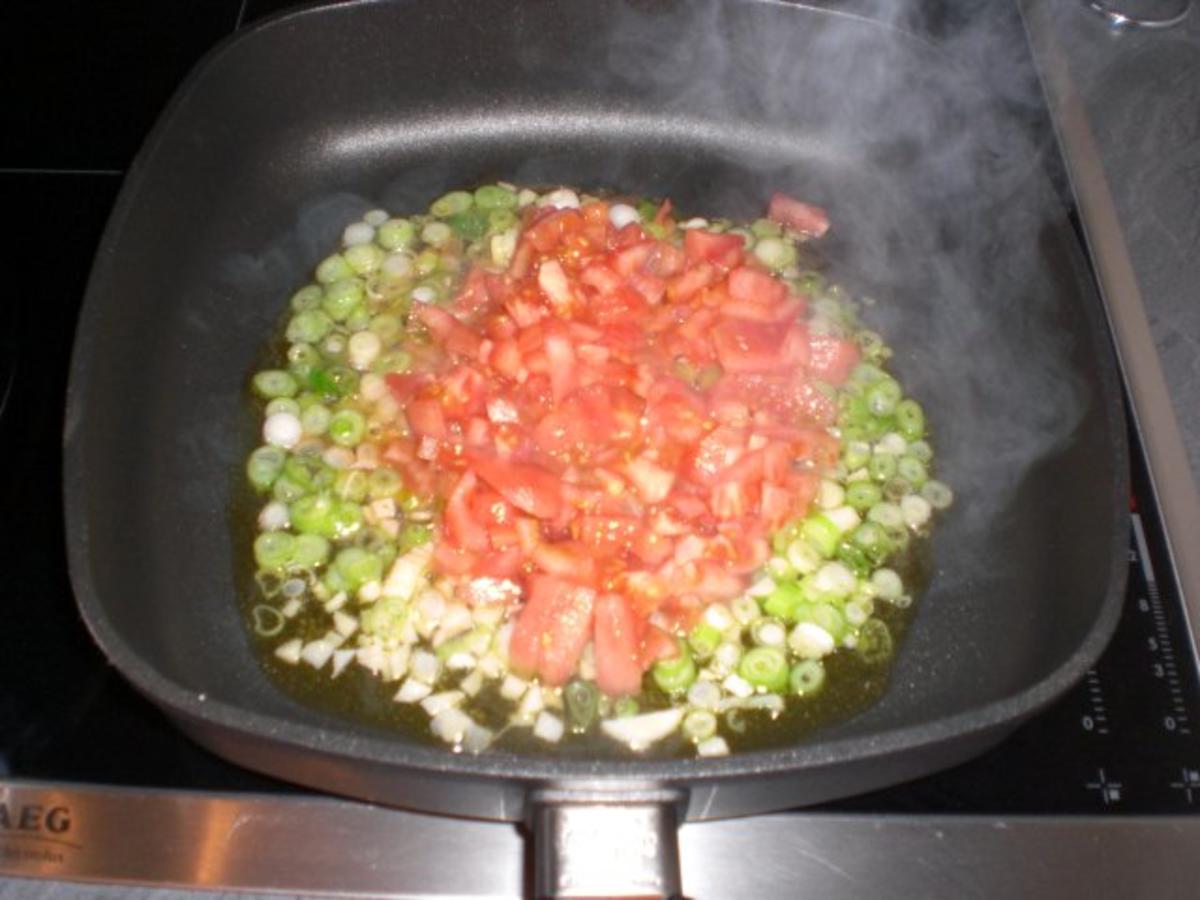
[472,548,525,581]
[780,324,812,369]
[489,338,524,380]
[527,209,585,253]
[761,441,794,483]
[464,416,491,447]
[693,561,745,599]
[760,481,795,529]
[711,318,790,373]
[470,456,563,519]
[646,383,709,444]
[405,397,447,440]
[767,192,830,237]
[505,292,546,328]
[630,529,675,566]
[808,334,861,386]
[628,271,667,305]
[580,262,624,295]
[581,200,611,228]
[640,625,680,668]
[441,365,487,416]
[509,579,552,677]
[644,242,687,278]
[511,580,600,686]
[688,425,748,485]
[714,447,765,485]
[684,229,745,267]
[432,541,480,577]
[415,305,482,358]
[532,540,597,582]
[611,241,655,278]
[385,372,431,403]
[593,593,645,696]
[459,572,523,606]
[451,268,496,320]
[666,261,720,303]
[727,266,788,309]
[444,471,490,553]
[577,515,640,558]
[537,580,597,686]
[544,333,579,404]
[508,236,536,279]
[625,456,676,503]
[721,295,804,324]
[711,481,754,519]
[514,517,542,554]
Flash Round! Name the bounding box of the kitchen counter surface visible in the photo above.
[1,1,1197,897]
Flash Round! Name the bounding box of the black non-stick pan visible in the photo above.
[65,0,1127,892]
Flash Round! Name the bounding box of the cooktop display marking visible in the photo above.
[1085,768,1124,805]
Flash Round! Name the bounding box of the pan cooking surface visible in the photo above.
[64,0,1127,818]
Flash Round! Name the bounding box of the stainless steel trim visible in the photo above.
[1022,0,1200,669]
[4,780,1200,898]
[529,787,685,898]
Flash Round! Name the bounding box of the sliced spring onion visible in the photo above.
[738,647,789,693]
[856,619,895,666]
[564,679,600,732]
[254,531,297,571]
[790,659,827,696]
[788,622,836,660]
[750,617,787,648]
[921,479,954,509]
[688,621,723,659]
[686,679,722,711]
[247,445,286,491]
[682,709,718,743]
[652,646,698,694]
[251,604,285,637]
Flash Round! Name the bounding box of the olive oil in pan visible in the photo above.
[234,467,928,761]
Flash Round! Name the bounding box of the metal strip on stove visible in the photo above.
[1021,0,1200,661]
[3,780,1200,898]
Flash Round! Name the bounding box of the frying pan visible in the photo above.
[64,0,1127,893]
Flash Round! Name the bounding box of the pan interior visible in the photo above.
[67,0,1125,782]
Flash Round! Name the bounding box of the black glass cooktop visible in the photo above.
[1,167,1197,815]
[2,0,1198,819]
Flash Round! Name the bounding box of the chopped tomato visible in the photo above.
[470,456,563,520]
[373,191,866,695]
[625,456,676,504]
[444,471,490,553]
[593,593,645,696]
[711,318,791,373]
[684,229,745,267]
[766,192,831,237]
[415,305,482,358]
[807,333,861,386]
[640,625,680,668]
[532,540,597,582]
[405,397,447,440]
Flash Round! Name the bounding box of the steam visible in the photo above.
[581,0,1090,540]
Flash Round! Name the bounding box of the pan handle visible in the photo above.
[528,785,688,899]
